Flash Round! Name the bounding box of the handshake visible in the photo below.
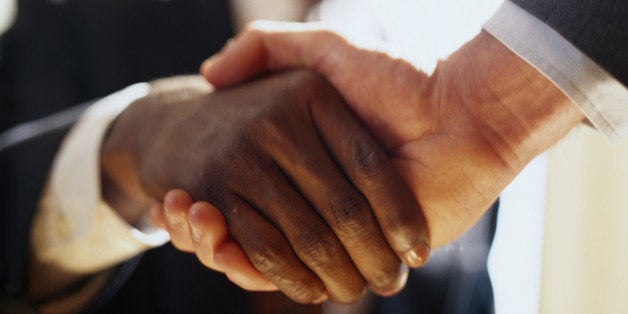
[102,21,583,304]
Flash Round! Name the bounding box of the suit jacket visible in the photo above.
[0,0,233,132]
[510,0,627,85]
[0,106,86,313]
[0,0,234,311]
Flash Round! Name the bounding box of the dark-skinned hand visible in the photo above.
[101,70,429,304]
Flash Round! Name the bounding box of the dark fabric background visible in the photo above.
[1,0,233,308]
[511,0,627,85]
[0,0,233,132]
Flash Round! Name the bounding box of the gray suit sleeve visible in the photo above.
[510,0,627,85]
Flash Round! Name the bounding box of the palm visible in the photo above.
[392,137,513,247]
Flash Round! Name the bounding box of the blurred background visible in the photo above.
[542,127,628,314]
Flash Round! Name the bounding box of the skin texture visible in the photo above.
[100,71,430,303]
[199,22,585,245]
[154,21,586,296]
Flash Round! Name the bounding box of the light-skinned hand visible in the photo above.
[198,21,585,248]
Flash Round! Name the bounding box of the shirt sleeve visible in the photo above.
[30,83,170,274]
[483,1,628,143]
[0,0,16,36]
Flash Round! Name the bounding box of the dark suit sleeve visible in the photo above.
[0,105,86,310]
[0,102,145,314]
[509,0,627,85]
[0,134,68,312]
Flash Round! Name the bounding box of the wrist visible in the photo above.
[100,96,158,225]
[439,31,585,168]
[100,76,213,225]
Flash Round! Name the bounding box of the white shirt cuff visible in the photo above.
[483,1,628,143]
[31,83,170,274]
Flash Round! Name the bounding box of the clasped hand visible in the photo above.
[114,20,582,305]
[108,70,429,304]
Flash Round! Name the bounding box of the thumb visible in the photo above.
[200,21,346,88]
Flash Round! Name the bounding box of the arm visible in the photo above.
[1,104,88,313]
[27,84,167,313]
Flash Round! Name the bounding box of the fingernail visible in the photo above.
[190,224,202,242]
[398,263,409,288]
[402,241,430,268]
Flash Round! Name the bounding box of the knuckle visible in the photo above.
[242,236,326,303]
[245,238,286,275]
[297,233,341,268]
[247,250,323,304]
[329,194,369,238]
[349,137,388,180]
